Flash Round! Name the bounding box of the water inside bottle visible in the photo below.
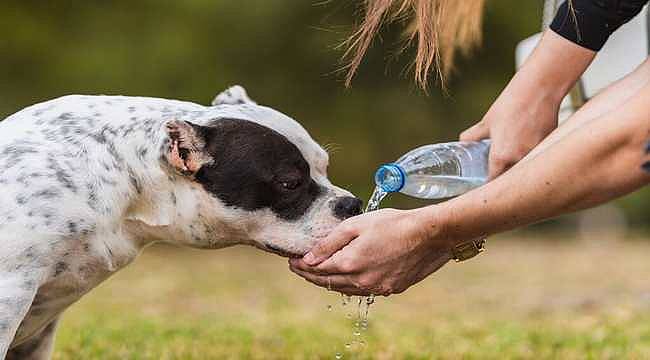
[402,175,485,199]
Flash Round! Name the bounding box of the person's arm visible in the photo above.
[430,79,650,240]
[290,80,650,296]
[461,0,649,178]
[460,29,595,178]
[525,58,650,160]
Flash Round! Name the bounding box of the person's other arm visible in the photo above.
[460,30,595,178]
[525,58,650,160]
[461,0,649,178]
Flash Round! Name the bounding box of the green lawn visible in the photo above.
[52,235,650,359]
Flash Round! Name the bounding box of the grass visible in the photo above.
[52,234,650,359]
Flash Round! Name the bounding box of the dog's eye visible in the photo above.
[280,179,301,191]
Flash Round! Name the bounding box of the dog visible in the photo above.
[0,86,362,359]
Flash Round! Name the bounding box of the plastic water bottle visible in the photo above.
[374,140,490,199]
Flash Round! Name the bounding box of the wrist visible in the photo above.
[412,205,487,263]
[506,71,566,107]
[411,206,455,248]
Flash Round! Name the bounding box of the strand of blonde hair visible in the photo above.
[343,0,486,90]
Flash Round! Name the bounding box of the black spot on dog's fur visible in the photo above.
[86,182,99,212]
[192,119,322,221]
[33,188,61,199]
[67,221,78,235]
[47,157,77,193]
[54,262,68,276]
[128,169,142,194]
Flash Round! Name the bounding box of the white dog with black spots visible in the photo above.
[0,86,362,359]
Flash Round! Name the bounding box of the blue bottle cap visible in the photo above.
[375,163,406,193]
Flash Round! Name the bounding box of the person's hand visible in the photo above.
[288,208,456,296]
[460,81,561,179]
[461,30,596,179]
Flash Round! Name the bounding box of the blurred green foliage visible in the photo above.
[0,0,647,227]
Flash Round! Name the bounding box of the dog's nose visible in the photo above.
[333,196,363,220]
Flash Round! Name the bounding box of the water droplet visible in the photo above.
[346,313,352,319]
[366,294,375,305]
[345,343,351,349]
[354,331,361,336]
[335,352,343,359]
[327,304,333,311]
[341,294,351,306]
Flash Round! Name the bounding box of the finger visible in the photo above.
[488,150,515,180]
[291,250,356,275]
[488,161,509,180]
[459,121,489,142]
[289,258,329,274]
[303,221,359,266]
[335,287,372,297]
[289,266,353,289]
[290,267,372,296]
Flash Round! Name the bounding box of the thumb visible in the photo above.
[303,221,358,266]
[459,121,489,142]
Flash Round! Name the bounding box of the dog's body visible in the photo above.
[0,87,361,359]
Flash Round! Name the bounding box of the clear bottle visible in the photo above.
[374,140,490,199]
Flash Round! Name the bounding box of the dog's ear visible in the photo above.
[211,85,256,106]
[164,120,212,176]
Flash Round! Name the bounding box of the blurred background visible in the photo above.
[1,1,649,358]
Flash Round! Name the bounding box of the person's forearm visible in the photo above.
[525,59,650,161]
[423,81,650,240]
[506,30,595,106]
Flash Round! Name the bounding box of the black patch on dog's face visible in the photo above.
[193,119,322,220]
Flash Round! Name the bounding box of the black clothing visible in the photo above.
[551,0,649,51]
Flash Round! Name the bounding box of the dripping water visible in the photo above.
[332,187,388,358]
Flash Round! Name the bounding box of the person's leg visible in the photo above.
[522,57,650,162]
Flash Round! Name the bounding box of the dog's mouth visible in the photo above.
[264,243,303,258]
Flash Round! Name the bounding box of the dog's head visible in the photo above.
[158,86,361,256]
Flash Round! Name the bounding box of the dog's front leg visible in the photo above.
[0,274,40,358]
[6,317,59,360]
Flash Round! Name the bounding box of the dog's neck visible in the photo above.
[121,175,251,251]
[111,122,248,252]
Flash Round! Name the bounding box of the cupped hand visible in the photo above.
[289,208,455,296]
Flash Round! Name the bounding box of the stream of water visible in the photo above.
[332,186,388,358]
